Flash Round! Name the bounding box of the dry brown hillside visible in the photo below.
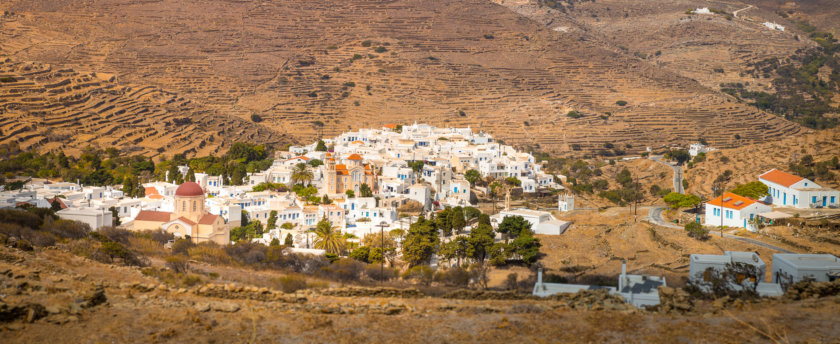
[495,0,816,93]
[0,57,288,158]
[684,127,840,198]
[0,0,802,156]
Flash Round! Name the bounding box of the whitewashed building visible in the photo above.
[704,192,771,231]
[758,169,839,209]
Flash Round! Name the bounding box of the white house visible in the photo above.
[617,260,666,308]
[704,192,771,231]
[407,184,432,211]
[772,254,840,287]
[56,207,113,230]
[758,169,839,209]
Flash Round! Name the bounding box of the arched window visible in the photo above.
[182,201,186,212]
[192,201,196,212]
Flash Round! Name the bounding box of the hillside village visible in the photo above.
[2,123,840,315]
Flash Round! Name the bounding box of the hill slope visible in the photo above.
[0,57,287,157]
[0,0,803,155]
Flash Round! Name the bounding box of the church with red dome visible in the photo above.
[132,182,230,245]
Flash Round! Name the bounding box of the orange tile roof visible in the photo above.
[347,154,363,160]
[144,187,165,200]
[384,123,397,129]
[759,169,804,187]
[135,210,172,222]
[286,156,310,161]
[707,192,757,210]
[351,141,365,144]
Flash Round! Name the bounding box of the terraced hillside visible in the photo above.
[0,0,803,155]
[495,0,817,96]
[0,57,287,158]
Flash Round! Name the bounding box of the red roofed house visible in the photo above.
[322,154,376,196]
[132,182,229,245]
[704,192,771,231]
[758,169,838,209]
[383,123,398,131]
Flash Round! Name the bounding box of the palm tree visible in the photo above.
[313,218,345,255]
[290,162,313,186]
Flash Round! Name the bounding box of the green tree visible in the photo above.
[266,210,278,231]
[308,159,323,167]
[730,181,769,200]
[359,183,373,197]
[290,163,313,186]
[450,206,466,234]
[345,190,355,198]
[664,149,691,165]
[496,215,531,242]
[185,168,196,182]
[467,222,495,263]
[488,243,512,266]
[315,140,328,152]
[269,238,280,246]
[663,192,701,209]
[313,218,346,255]
[284,233,293,246]
[464,169,481,187]
[510,232,541,265]
[349,246,371,263]
[402,216,440,267]
[436,208,453,237]
[167,164,179,183]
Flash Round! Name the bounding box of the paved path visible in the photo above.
[647,206,794,253]
[649,156,683,193]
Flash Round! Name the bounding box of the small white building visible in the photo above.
[704,192,771,231]
[758,169,839,209]
[56,207,113,230]
[772,254,840,287]
[558,194,574,212]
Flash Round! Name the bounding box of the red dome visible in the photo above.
[175,182,204,197]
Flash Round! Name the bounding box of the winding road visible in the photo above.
[648,206,794,253]
[649,156,683,194]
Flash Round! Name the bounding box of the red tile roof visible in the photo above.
[759,169,804,187]
[384,124,397,129]
[135,210,172,222]
[198,214,220,225]
[707,192,757,210]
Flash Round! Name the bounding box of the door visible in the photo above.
[824,197,828,207]
[783,193,786,205]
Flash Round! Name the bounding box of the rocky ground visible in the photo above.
[3,245,840,343]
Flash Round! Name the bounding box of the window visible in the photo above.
[813,196,818,204]
[192,201,196,212]
[182,201,186,212]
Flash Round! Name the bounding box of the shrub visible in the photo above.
[128,236,166,256]
[615,100,627,106]
[434,267,470,287]
[320,258,365,282]
[685,222,709,240]
[171,238,194,256]
[402,265,435,286]
[250,113,263,122]
[566,110,582,119]
[0,76,17,83]
[365,264,397,281]
[276,275,308,293]
[188,243,232,265]
[361,40,372,47]
[374,46,387,53]
[165,255,190,273]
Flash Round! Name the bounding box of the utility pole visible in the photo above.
[378,221,388,282]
